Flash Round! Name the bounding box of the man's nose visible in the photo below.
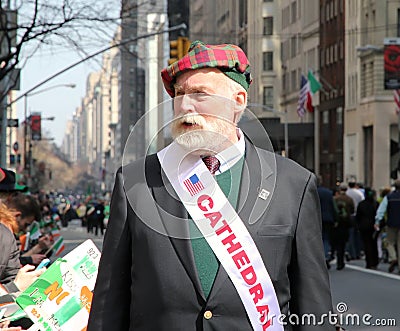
[175,94,196,114]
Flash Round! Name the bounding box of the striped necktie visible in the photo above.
[202,156,220,175]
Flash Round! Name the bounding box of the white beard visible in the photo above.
[171,113,236,154]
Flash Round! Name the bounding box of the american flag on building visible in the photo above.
[297,75,310,117]
[183,174,205,196]
[394,89,400,114]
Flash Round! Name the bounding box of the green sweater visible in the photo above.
[189,156,244,298]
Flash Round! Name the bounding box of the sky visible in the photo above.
[16,50,101,146]
[14,0,120,147]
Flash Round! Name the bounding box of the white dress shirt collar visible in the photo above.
[214,128,245,175]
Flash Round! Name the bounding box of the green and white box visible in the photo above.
[16,239,101,331]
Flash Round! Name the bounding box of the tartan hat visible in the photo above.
[161,40,252,97]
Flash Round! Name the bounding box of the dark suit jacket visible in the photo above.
[87,141,333,330]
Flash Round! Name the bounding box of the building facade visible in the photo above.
[0,4,19,169]
[319,0,345,188]
[344,0,400,190]
[279,0,319,170]
[63,0,169,192]
[61,0,400,192]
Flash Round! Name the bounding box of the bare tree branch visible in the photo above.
[0,0,128,101]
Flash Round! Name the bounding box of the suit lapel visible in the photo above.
[238,141,275,227]
[208,141,275,300]
[151,169,205,300]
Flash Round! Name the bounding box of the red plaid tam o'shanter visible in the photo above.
[161,40,252,97]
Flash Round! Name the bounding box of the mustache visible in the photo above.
[173,113,207,126]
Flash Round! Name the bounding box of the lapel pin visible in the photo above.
[258,188,270,200]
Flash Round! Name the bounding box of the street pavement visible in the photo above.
[329,259,400,331]
[59,222,400,330]
[57,220,104,257]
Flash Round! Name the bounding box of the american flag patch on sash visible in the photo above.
[183,174,204,196]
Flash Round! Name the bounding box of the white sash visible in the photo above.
[157,142,283,331]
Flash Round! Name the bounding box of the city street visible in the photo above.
[60,221,400,331]
[330,264,400,330]
[57,220,104,257]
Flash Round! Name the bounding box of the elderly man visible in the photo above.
[88,41,333,330]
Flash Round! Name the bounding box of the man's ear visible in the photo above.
[234,90,247,108]
[232,90,247,122]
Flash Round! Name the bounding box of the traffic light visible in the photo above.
[30,112,42,141]
[168,37,191,65]
[179,36,191,56]
[168,39,179,65]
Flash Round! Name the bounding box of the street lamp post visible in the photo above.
[27,116,56,191]
[22,83,75,182]
[284,109,289,158]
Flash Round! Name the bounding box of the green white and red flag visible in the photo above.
[29,221,41,241]
[53,236,65,256]
[51,227,60,238]
[19,233,29,252]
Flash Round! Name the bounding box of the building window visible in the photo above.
[297,33,302,54]
[291,36,297,58]
[263,17,273,35]
[298,0,301,17]
[372,10,376,28]
[290,70,296,92]
[282,72,287,91]
[397,9,400,37]
[322,110,329,124]
[297,69,301,88]
[320,49,325,66]
[370,61,374,94]
[283,39,289,61]
[334,0,338,17]
[321,111,329,153]
[263,51,273,71]
[291,1,297,23]
[263,87,274,108]
[282,6,289,29]
[339,40,344,59]
[326,46,329,65]
[336,107,343,125]
[307,48,316,69]
[325,2,330,21]
[334,44,338,62]
[239,0,247,27]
